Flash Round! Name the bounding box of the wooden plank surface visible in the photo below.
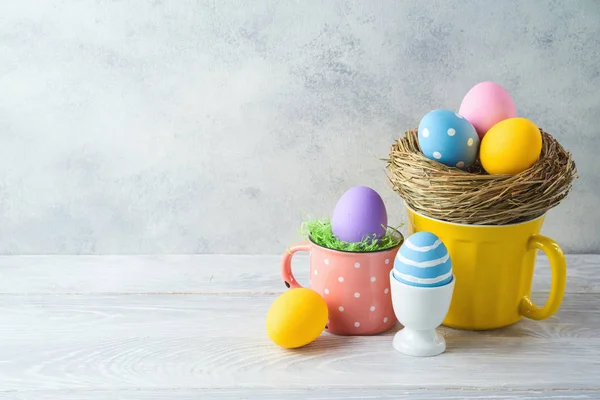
[4,335,598,391]
[1,388,598,399]
[0,293,599,391]
[0,293,597,340]
[0,255,598,398]
[0,254,598,294]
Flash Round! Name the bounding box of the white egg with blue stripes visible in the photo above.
[393,231,453,288]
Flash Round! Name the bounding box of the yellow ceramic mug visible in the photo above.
[405,205,566,330]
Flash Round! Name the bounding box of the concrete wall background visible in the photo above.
[0,0,598,254]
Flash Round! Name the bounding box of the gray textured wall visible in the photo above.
[0,0,598,255]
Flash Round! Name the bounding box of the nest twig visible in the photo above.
[385,128,578,225]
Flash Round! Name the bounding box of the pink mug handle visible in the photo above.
[281,242,311,289]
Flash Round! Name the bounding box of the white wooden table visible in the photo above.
[0,254,598,399]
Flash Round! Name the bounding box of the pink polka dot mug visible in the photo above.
[281,240,402,335]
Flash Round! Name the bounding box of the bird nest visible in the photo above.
[385,128,578,225]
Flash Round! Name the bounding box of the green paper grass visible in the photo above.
[299,216,404,253]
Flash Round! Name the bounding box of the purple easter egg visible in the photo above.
[331,186,388,243]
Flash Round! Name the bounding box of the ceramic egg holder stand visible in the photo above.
[390,231,456,357]
[390,271,455,357]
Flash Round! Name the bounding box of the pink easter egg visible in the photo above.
[458,81,517,139]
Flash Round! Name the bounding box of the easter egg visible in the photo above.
[266,288,328,349]
[458,81,517,139]
[418,109,480,169]
[393,231,453,288]
[479,117,542,175]
[331,186,388,243]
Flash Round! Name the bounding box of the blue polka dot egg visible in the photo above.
[418,109,480,169]
[393,231,453,288]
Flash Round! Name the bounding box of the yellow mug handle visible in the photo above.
[519,234,566,320]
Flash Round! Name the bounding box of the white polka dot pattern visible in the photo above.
[312,252,396,335]
[417,109,479,169]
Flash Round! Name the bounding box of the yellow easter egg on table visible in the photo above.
[480,117,542,175]
[266,288,328,349]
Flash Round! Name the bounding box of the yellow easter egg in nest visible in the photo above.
[480,117,543,175]
[266,288,328,349]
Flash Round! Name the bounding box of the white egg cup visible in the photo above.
[389,270,455,357]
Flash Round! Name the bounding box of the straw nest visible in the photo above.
[385,128,578,225]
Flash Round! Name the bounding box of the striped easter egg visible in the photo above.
[392,231,453,288]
